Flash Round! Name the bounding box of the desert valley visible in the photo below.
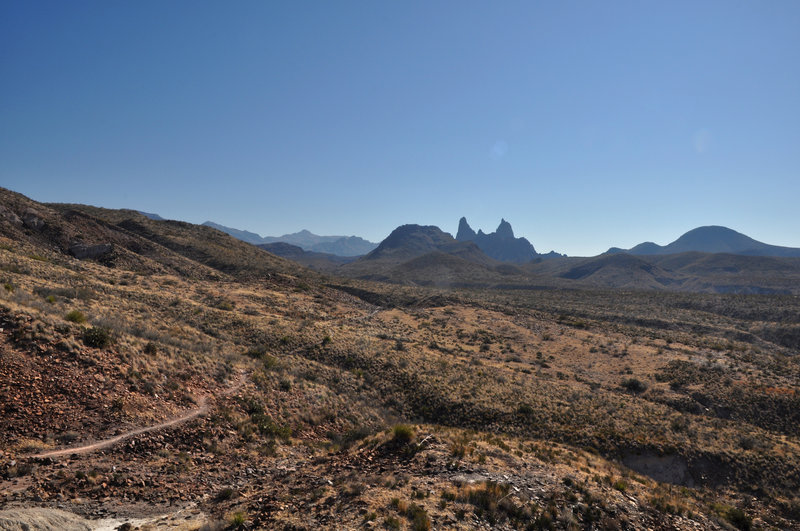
[0,187,798,530]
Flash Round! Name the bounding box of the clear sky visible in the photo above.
[2,1,799,256]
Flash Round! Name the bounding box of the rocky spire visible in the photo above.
[495,218,514,239]
[453,216,536,262]
[456,216,477,241]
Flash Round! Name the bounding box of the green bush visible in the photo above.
[65,310,87,323]
[612,479,628,492]
[83,326,112,348]
[392,424,414,444]
[251,413,291,440]
[228,511,247,527]
[724,507,752,531]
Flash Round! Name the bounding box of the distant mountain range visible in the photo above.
[2,187,799,295]
[202,222,377,257]
[608,226,800,258]
[334,221,800,294]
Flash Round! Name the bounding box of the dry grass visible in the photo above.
[0,192,798,528]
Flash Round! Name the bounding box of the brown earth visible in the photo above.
[0,188,798,530]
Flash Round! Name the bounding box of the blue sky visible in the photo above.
[2,1,799,256]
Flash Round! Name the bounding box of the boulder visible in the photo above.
[21,209,45,230]
[0,205,22,225]
[69,242,113,260]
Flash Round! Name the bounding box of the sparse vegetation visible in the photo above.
[65,310,87,323]
[82,326,112,348]
[0,190,797,529]
[392,424,414,444]
[621,377,648,394]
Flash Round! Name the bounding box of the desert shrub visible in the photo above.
[621,378,648,394]
[140,380,157,395]
[215,487,238,501]
[463,481,510,512]
[228,511,247,527]
[612,479,628,492]
[651,495,679,514]
[392,424,414,444]
[384,516,401,529]
[406,503,431,531]
[724,507,752,531]
[441,490,457,501]
[143,341,158,355]
[65,310,87,323]
[328,425,374,449]
[251,413,291,440]
[779,498,800,520]
[245,346,279,370]
[35,286,95,301]
[712,503,752,531]
[453,481,525,524]
[83,326,112,348]
[245,346,263,358]
[450,440,467,458]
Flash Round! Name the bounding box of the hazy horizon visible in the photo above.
[2,1,799,256]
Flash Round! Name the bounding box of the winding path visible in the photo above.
[30,372,246,459]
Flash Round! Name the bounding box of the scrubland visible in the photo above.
[0,198,799,529]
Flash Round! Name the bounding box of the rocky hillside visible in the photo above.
[1,188,799,530]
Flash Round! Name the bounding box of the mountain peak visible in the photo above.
[364,224,494,266]
[456,217,477,241]
[496,218,514,239]
[454,217,536,262]
[608,225,800,257]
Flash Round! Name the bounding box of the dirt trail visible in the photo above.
[30,372,246,459]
